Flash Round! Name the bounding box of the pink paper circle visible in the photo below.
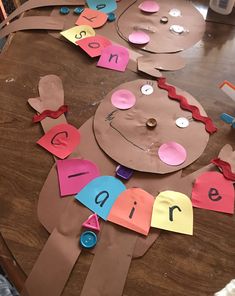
[138,1,160,13]
[158,142,187,166]
[128,31,150,45]
[111,89,136,109]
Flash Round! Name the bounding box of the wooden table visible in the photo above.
[0,3,235,296]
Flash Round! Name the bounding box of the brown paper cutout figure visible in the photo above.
[49,0,204,76]
[20,75,234,296]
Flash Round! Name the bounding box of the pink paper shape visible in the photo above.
[76,35,112,57]
[82,213,100,231]
[158,141,187,166]
[37,123,80,159]
[56,158,100,196]
[108,188,154,235]
[138,1,160,13]
[111,89,136,109]
[128,31,150,45]
[97,44,129,72]
[192,171,234,214]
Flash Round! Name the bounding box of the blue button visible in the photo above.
[60,7,70,15]
[107,12,116,22]
[80,231,97,249]
[74,7,84,15]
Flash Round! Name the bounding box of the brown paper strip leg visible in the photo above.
[81,222,137,296]
[0,0,85,30]
[0,16,64,39]
[22,199,92,296]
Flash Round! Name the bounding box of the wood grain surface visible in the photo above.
[0,4,235,296]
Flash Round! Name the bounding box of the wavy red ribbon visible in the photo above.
[157,78,217,134]
[211,158,235,181]
[33,105,68,123]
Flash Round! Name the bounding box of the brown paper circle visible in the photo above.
[93,79,209,174]
[117,0,205,53]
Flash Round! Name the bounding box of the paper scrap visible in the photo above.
[56,158,100,196]
[37,123,80,159]
[86,0,117,14]
[158,142,187,166]
[108,188,154,235]
[75,176,126,220]
[192,171,234,214]
[60,25,95,44]
[97,44,129,72]
[151,191,193,235]
[76,8,108,28]
[76,35,111,57]
[111,89,136,109]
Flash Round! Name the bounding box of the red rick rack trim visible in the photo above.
[157,78,217,134]
[211,158,235,181]
[33,105,68,123]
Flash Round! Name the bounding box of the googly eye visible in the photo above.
[170,25,185,34]
[175,117,189,128]
[141,84,154,95]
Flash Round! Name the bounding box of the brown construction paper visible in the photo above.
[49,1,189,73]
[138,53,186,71]
[94,79,209,174]
[117,0,205,53]
[21,199,93,296]
[218,144,235,173]
[80,222,137,296]
[24,75,216,296]
[28,75,67,132]
[0,0,85,30]
[0,16,64,39]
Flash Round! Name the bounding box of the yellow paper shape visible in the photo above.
[60,25,95,44]
[151,190,193,235]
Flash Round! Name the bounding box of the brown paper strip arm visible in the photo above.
[80,222,137,296]
[21,200,92,296]
[0,16,64,39]
[0,0,85,30]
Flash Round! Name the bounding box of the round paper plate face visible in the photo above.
[93,79,209,174]
[117,0,205,53]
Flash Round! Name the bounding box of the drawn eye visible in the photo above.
[175,117,189,128]
[141,84,154,95]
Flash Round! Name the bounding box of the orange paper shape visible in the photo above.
[76,8,108,28]
[151,191,193,235]
[82,213,100,231]
[76,35,111,57]
[37,123,80,159]
[192,171,234,214]
[107,188,154,236]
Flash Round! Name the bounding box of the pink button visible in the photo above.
[111,89,136,109]
[158,142,187,166]
[138,1,160,13]
[128,31,150,45]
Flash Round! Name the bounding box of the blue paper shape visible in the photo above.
[220,113,235,128]
[75,176,126,220]
[86,0,117,14]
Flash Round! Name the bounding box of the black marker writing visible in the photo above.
[95,191,109,207]
[129,201,137,219]
[96,4,106,10]
[51,131,68,146]
[208,188,222,201]
[88,42,100,49]
[68,172,89,178]
[109,53,118,63]
[169,205,182,222]
[82,15,97,22]
[75,30,86,40]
